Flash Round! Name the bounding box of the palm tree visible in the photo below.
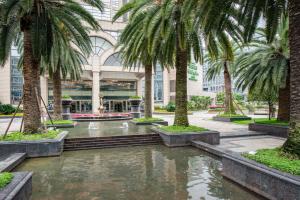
[114,4,164,118]
[282,1,300,158]
[0,0,102,133]
[41,38,87,120]
[206,43,236,115]
[235,15,290,121]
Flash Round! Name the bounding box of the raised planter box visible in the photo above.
[222,154,300,200]
[0,131,68,158]
[0,116,23,119]
[249,123,289,138]
[0,172,32,200]
[130,120,168,126]
[213,116,252,122]
[151,128,220,147]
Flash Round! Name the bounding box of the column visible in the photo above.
[40,76,48,113]
[163,69,170,106]
[137,78,143,97]
[151,74,155,112]
[92,71,100,114]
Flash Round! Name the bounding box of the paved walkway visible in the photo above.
[155,112,286,153]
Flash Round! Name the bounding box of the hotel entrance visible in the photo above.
[104,100,129,113]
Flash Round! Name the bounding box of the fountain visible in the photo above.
[88,122,98,130]
[122,122,129,128]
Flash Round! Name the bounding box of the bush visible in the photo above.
[165,102,176,112]
[0,104,18,115]
[0,172,13,189]
[189,96,212,110]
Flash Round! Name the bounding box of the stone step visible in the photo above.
[64,139,162,147]
[0,153,26,172]
[65,134,160,143]
[64,142,160,151]
[64,138,162,146]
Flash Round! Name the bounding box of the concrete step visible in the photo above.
[64,139,162,147]
[64,138,162,145]
[0,153,26,172]
[64,142,160,151]
[65,134,160,143]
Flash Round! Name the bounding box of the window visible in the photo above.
[154,64,163,103]
[90,36,113,56]
[10,46,22,105]
[104,53,122,66]
[104,30,121,40]
[170,80,175,93]
[81,0,121,22]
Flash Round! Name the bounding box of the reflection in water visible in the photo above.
[65,121,153,138]
[15,146,261,200]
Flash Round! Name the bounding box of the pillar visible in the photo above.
[163,69,170,106]
[92,71,100,114]
[151,74,155,112]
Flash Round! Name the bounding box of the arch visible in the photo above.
[103,53,122,66]
[90,36,113,57]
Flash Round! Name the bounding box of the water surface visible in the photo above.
[66,121,153,138]
[15,146,261,200]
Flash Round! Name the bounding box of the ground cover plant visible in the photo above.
[216,113,247,118]
[133,118,163,123]
[244,148,300,175]
[0,173,13,189]
[0,130,60,141]
[159,125,207,133]
[46,120,73,125]
[233,118,289,126]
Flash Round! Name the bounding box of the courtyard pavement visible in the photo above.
[0,112,286,153]
[154,111,286,153]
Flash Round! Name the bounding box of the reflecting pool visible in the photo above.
[15,146,261,200]
[66,121,153,138]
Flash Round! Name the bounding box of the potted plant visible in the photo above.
[128,96,142,118]
[62,95,72,120]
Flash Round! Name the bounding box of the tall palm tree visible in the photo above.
[235,15,290,121]
[114,4,165,118]
[0,0,102,133]
[206,43,236,115]
[282,1,300,158]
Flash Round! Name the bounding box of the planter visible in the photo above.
[62,99,72,120]
[0,172,32,200]
[0,131,68,158]
[222,154,300,200]
[213,116,252,122]
[152,128,220,147]
[130,120,168,126]
[249,123,289,138]
[128,99,142,118]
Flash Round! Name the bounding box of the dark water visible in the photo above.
[15,146,261,200]
[66,121,153,138]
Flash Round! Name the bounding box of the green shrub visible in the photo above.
[46,120,73,125]
[62,95,72,99]
[244,148,300,175]
[0,104,18,115]
[0,173,13,189]
[189,96,212,110]
[133,118,163,123]
[129,96,142,99]
[165,102,176,112]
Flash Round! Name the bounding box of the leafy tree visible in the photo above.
[0,0,102,133]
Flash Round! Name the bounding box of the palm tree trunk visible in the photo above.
[144,64,153,118]
[173,0,189,126]
[174,48,189,126]
[223,61,235,114]
[277,63,290,121]
[23,28,41,133]
[282,1,300,158]
[53,66,62,120]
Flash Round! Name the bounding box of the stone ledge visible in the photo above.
[0,131,68,158]
[152,128,220,147]
[222,154,300,200]
[47,124,75,128]
[213,116,252,122]
[0,153,26,173]
[0,172,32,200]
[130,120,168,126]
[249,123,289,138]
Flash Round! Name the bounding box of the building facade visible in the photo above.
[0,0,211,113]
